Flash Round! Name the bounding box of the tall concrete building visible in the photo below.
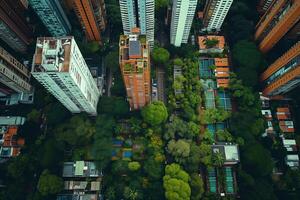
[255,0,300,53]
[202,0,233,32]
[0,46,33,105]
[261,42,300,96]
[29,0,71,36]
[120,0,155,46]
[119,28,151,110]
[32,37,100,115]
[71,0,106,43]
[170,0,197,47]
[0,0,33,53]
[257,0,275,14]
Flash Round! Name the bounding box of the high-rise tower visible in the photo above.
[29,0,71,36]
[31,37,100,115]
[120,0,154,46]
[261,42,300,96]
[0,0,33,53]
[0,46,32,104]
[202,0,233,32]
[170,0,197,47]
[71,0,106,43]
[255,0,300,53]
[119,28,151,110]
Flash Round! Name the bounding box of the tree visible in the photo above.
[185,143,202,172]
[111,160,129,175]
[92,115,115,170]
[167,139,190,164]
[232,40,263,87]
[190,173,205,200]
[128,161,141,171]
[55,115,95,146]
[37,170,63,196]
[85,41,100,53]
[98,96,129,117]
[155,0,170,10]
[212,152,225,167]
[141,101,168,126]
[198,143,212,167]
[144,157,163,180]
[242,143,274,177]
[152,47,170,65]
[123,187,139,200]
[105,187,116,200]
[163,164,191,200]
[104,51,119,73]
[27,109,41,123]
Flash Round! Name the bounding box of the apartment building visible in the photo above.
[0,116,26,161]
[57,161,102,200]
[255,0,300,53]
[261,42,300,96]
[202,0,233,32]
[31,37,100,115]
[29,0,71,36]
[0,0,33,53]
[72,0,106,43]
[119,28,151,110]
[170,0,197,47]
[257,0,275,14]
[0,46,33,105]
[120,0,155,46]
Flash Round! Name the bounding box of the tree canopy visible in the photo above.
[141,101,168,126]
[152,47,170,65]
[37,170,63,196]
[163,164,191,200]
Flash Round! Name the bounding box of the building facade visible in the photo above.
[257,0,275,14]
[170,0,197,47]
[261,42,300,96]
[120,0,155,46]
[0,0,33,53]
[255,0,300,53]
[31,37,100,115]
[0,116,26,160]
[0,46,33,105]
[29,0,71,36]
[72,0,106,43]
[119,28,151,110]
[202,0,233,32]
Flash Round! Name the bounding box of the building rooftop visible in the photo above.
[198,35,225,52]
[62,161,100,177]
[282,138,298,152]
[129,40,141,58]
[33,37,73,72]
[212,144,240,164]
[0,116,26,125]
[279,120,294,133]
[276,107,291,120]
[57,194,98,200]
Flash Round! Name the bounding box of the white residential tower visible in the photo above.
[31,37,100,115]
[202,0,233,32]
[119,0,155,46]
[170,0,197,47]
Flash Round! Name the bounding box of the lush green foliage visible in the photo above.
[163,164,191,200]
[37,170,63,196]
[152,47,170,65]
[141,101,168,126]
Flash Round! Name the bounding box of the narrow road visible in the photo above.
[107,69,112,97]
[156,67,166,103]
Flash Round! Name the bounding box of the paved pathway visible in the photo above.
[156,67,166,103]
